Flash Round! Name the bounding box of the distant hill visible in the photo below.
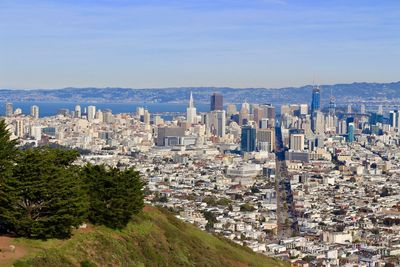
[1,81,400,106]
[7,206,288,267]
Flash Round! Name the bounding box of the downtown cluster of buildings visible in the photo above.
[2,87,400,266]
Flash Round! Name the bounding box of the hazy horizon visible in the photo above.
[2,79,400,91]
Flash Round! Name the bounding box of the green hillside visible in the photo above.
[6,206,289,267]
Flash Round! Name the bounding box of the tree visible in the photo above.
[203,210,217,230]
[250,186,260,194]
[82,164,144,229]
[240,203,256,212]
[0,119,18,177]
[0,148,88,239]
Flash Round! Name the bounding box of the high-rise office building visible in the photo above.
[210,93,223,111]
[156,126,185,146]
[347,104,352,114]
[312,110,325,134]
[186,92,197,124]
[5,102,13,117]
[299,104,308,116]
[30,105,39,119]
[260,118,269,129]
[30,125,42,140]
[208,110,226,137]
[253,104,275,128]
[241,125,256,152]
[239,103,249,126]
[256,128,275,152]
[337,119,347,135]
[389,110,399,129]
[242,101,250,111]
[143,109,151,125]
[290,133,305,151]
[369,112,382,126]
[15,119,24,137]
[348,123,355,143]
[95,110,103,121]
[136,107,145,117]
[103,109,113,124]
[280,105,290,116]
[378,105,383,115]
[311,86,321,114]
[329,96,336,116]
[75,105,81,118]
[360,104,366,114]
[253,105,263,127]
[87,105,96,122]
[226,104,237,117]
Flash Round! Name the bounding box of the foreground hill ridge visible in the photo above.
[8,206,288,267]
[1,81,400,105]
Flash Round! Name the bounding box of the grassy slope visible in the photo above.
[11,206,289,267]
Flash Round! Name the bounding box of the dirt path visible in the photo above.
[0,236,28,266]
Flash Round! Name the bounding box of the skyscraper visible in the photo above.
[87,105,96,122]
[210,93,223,111]
[136,107,145,117]
[360,104,366,114]
[95,109,103,121]
[75,105,81,118]
[329,96,336,116]
[310,86,321,114]
[103,109,113,124]
[186,92,197,124]
[348,123,355,143]
[15,119,24,137]
[30,105,39,119]
[256,128,275,152]
[299,104,308,116]
[226,104,237,117]
[389,110,399,129]
[312,111,325,134]
[241,125,256,152]
[5,102,13,117]
[143,109,151,125]
[208,110,226,137]
[253,104,275,128]
[347,104,352,114]
[290,133,305,151]
[239,102,249,126]
[378,105,383,115]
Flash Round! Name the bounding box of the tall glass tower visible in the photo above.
[348,123,355,143]
[241,125,256,152]
[311,86,321,114]
[210,93,223,111]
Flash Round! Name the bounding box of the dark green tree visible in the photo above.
[0,119,18,177]
[0,148,88,239]
[83,164,144,229]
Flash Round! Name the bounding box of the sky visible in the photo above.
[0,0,399,89]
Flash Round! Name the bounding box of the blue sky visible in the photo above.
[0,0,399,89]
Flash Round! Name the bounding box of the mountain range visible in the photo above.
[1,81,400,106]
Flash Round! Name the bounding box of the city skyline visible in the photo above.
[3,89,400,266]
[1,0,399,89]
